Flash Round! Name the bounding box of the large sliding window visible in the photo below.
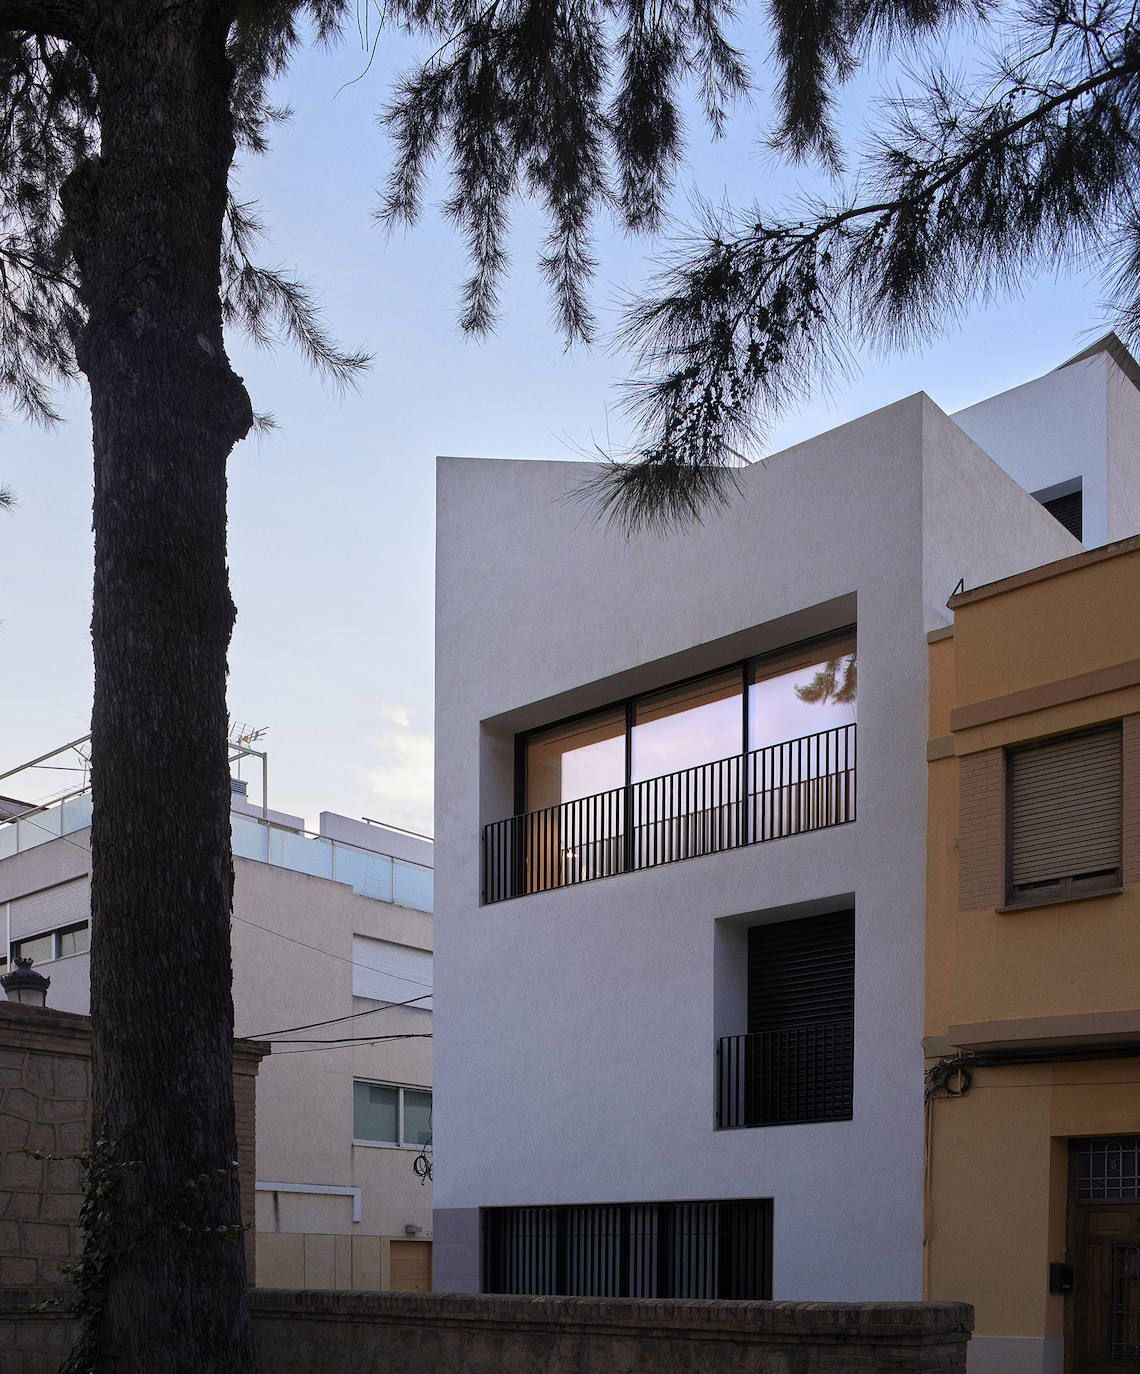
[520,630,855,813]
[481,630,856,902]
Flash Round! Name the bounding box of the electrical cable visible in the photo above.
[246,998,431,1040]
[267,1035,432,1056]
[264,1033,433,1046]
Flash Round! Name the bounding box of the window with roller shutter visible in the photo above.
[744,910,854,1125]
[1007,725,1122,904]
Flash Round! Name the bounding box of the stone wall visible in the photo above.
[0,1005,90,1291]
[250,1290,974,1373]
[0,1001,266,1371]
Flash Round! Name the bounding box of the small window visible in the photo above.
[403,1089,433,1146]
[1073,1138,1140,1200]
[56,923,90,958]
[1007,725,1122,903]
[12,932,55,964]
[353,1080,432,1147]
[11,921,90,964]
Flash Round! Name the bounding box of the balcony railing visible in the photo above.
[482,722,855,903]
[716,1021,855,1128]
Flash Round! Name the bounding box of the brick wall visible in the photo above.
[250,1290,973,1373]
[958,748,1005,911]
[0,1002,265,1371]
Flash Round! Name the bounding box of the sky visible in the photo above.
[0,12,1117,837]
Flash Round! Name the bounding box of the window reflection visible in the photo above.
[748,638,856,750]
[522,631,855,812]
[632,670,742,783]
[526,708,625,812]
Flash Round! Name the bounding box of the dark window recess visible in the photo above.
[1007,725,1121,904]
[483,1198,772,1299]
[1040,488,1083,540]
[718,910,854,1128]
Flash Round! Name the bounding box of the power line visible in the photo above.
[267,1034,433,1056]
[246,997,432,1041]
[265,1033,433,1046]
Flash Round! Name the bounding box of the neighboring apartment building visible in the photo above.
[0,744,435,1292]
[925,535,1140,1374]
[432,335,1140,1302]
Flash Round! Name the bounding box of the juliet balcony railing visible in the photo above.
[716,1021,855,1128]
[482,722,855,904]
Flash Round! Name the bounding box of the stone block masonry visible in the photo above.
[0,1001,266,1371]
[0,1005,91,1290]
[250,1290,973,1373]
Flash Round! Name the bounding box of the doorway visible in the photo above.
[1069,1137,1140,1372]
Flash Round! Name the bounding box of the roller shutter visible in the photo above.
[8,878,91,942]
[351,935,433,1009]
[1009,726,1121,894]
[747,909,854,1032]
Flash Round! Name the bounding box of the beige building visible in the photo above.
[925,535,1140,1373]
[0,740,434,1292]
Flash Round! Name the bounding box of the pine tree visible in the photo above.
[0,2,748,1367]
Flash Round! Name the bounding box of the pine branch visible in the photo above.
[0,0,90,43]
[590,0,1140,531]
[379,0,750,343]
[221,195,372,389]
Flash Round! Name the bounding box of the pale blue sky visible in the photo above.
[0,15,1113,835]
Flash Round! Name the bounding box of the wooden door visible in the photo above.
[388,1238,432,1292]
[1070,1139,1140,1372]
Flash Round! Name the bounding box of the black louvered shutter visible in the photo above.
[746,910,854,1124]
[1009,725,1121,898]
[1041,488,1083,540]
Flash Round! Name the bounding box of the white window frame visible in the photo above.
[10,920,91,965]
[352,1078,432,1151]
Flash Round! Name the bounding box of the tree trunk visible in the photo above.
[69,2,255,1369]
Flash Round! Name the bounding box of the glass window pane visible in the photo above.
[57,924,90,958]
[748,637,856,750]
[13,932,54,964]
[354,1082,398,1143]
[632,670,742,783]
[527,708,626,810]
[403,1089,432,1146]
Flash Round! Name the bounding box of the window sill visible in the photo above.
[352,1139,428,1151]
[997,885,1123,914]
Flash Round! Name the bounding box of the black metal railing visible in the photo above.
[482,722,855,903]
[716,1021,854,1128]
[483,1198,773,1299]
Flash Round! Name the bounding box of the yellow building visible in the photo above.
[926,535,1140,1374]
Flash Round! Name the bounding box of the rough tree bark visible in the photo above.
[61,1,255,1368]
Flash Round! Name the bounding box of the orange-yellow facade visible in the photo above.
[925,537,1140,1374]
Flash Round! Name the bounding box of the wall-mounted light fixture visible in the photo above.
[404,1224,422,1236]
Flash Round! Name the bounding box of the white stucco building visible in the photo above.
[431,335,1140,1308]
[0,746,435,1292]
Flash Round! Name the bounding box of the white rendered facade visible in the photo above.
[0,770,435,1292]
[432,344,1140,1299]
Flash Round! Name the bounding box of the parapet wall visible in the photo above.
[0,1001,265,1372]
[250,1289,973,1373]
